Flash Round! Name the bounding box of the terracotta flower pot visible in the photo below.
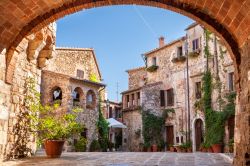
[170,147,175,152]
[152,144,157,152]
[201,147,207,152]
[176,146,182,153]
[187,147,192,153]
[207,147,213,153]
[44,140,65,158]
[211,144,222,153]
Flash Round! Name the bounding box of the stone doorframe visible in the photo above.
[192,117,205,152]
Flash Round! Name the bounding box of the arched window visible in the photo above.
[73,87,83,107]
[52,87,62,105]
[86,90,96,108]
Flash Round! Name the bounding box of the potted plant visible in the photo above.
[144,142,151,152]
[199,143,207,152]
[186,141,192,153]
[152,143,158,152]
[26,77,84,158]
[157,140,165,152]
[169,144,175,152]
[211,134,223,153]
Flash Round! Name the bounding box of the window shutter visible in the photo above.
[160,90,165,107]
[167,88,174,106]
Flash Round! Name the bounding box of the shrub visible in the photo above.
[75,138,87,152]
[89,140,101,152]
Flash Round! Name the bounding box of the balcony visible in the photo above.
[171,56,186,63]
[188,49,201,58]
[146,65,158,72]
[123,105,142,112]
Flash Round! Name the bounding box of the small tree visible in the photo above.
[25,77,84,146]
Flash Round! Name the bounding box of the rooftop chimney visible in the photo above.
[159,36,165,48]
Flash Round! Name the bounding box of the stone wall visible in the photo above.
[122,23,236,152]
[234,39,250,166]
[0,23,56,160]
[41,70,102,151]
[122,110,142,151]
[45,48,101,81]
[127,67,147,89]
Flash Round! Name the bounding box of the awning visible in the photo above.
[107,118,127,129]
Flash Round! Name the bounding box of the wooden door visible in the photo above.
[195,119,203,151]
[166,126,174,148]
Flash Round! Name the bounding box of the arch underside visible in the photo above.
[1,0,249,74]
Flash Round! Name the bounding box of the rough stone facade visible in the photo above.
[44,48,102,82]
[0,23,56,160]
[41,47,105,151]
[0,0,249,164]
[41,70,105,151]
[122,23,236,153]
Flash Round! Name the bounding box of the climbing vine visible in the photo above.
[204,29,212,59]
[96,97,109,151]
[142,108,175,148]
[202,71,236,146]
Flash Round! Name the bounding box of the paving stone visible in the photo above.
[1,152,233,166]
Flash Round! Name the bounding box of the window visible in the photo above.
[192,38,199,51]
[176,136,179,144]
[137,92,140,105]
[195,82,202,99]
[115,108,118,119]
[132,94,135,106]
[166,88,174,106]
[81,128,88,139]
[86,90,96,108]
[52,87,62,105]
[73,87,83,107]
[109,106,112,118]
[160,90,165,107]
[152,57,157,66]
[126,95,130,107]
[177,46,183,57]
[76,69,84,79]
[228,72,234,91]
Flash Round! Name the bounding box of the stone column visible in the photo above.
[234,39,250,166]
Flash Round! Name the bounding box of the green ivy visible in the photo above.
[142,108,174,148]
[204,29,212,59]
[202,71,236,146]
[142,110,164,148]
[96,98,109,151]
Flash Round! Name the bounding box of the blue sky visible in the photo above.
[56,5,193,102]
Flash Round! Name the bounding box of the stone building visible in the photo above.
[41,47,105,151]
[122,23,235,152]
[0,23,56,160]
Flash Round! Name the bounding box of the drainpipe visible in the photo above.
[185,34,191,142]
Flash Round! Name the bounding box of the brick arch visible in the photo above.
[1,0,249,70]
[0,0,249,165]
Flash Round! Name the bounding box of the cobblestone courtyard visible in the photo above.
[3,152,232,166]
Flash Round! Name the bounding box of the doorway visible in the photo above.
[195,119,204,151]
[166,125,174,149]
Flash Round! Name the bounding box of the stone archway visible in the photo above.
[193,118,204,152]
[0,0,249,165]
[191,116,205,152]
